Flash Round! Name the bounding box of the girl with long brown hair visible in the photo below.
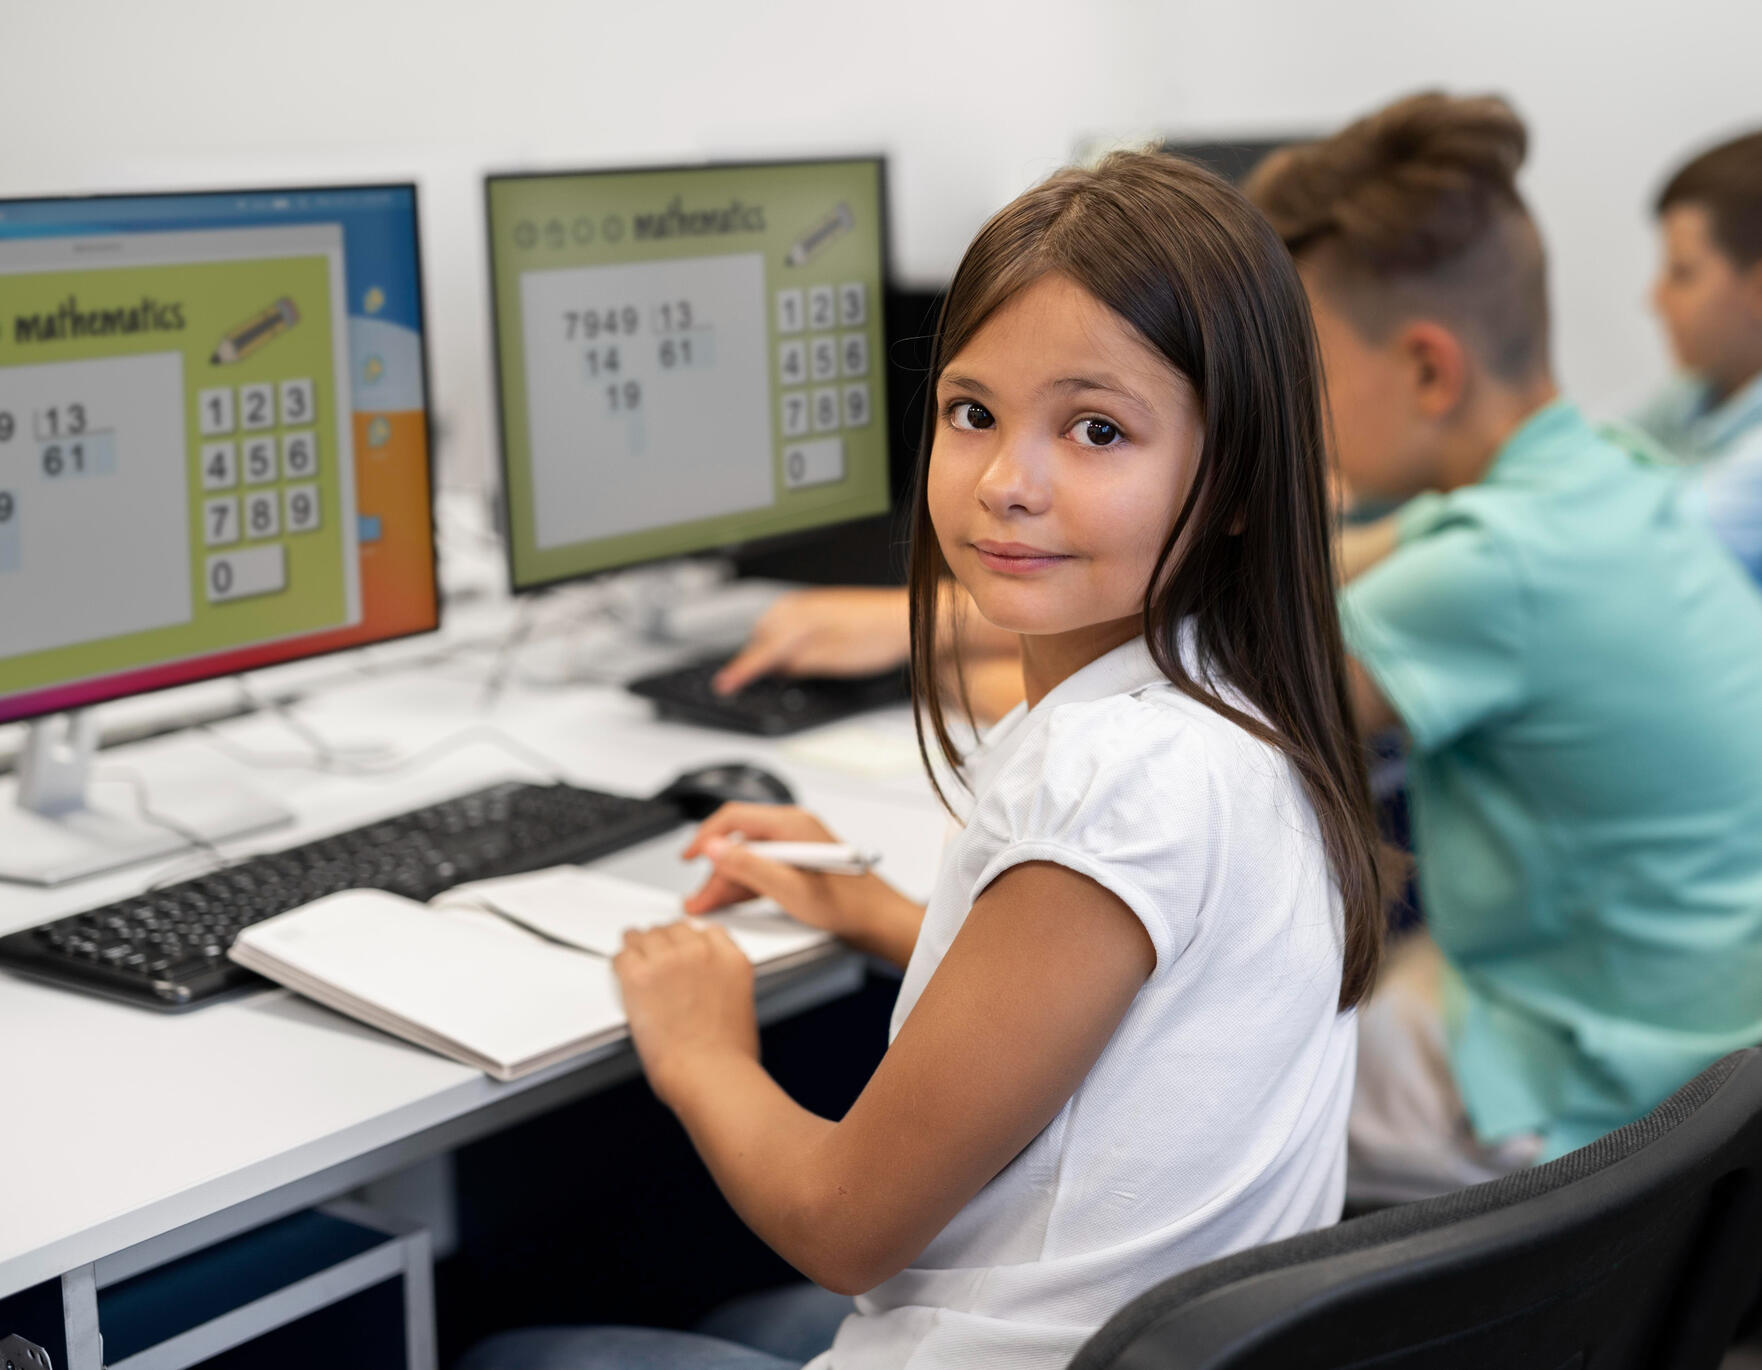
[462,150,1388,1370]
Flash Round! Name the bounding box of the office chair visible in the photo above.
[1069,1048,1762,1370]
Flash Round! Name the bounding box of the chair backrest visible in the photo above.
[1069,1048,1762,1370]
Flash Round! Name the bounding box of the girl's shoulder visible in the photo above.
[960,677,1323,972]
[977,676,1299,851]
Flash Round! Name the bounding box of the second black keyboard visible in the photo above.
[628,656,911,736]
[0,781,685,1012]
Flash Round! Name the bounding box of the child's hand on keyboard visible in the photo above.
[713,588,911,694]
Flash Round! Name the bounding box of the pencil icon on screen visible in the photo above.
[211,297,300,364]
[785,203,854,267]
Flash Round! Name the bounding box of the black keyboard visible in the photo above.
[0,781,684,1012]
[628,657,911,736]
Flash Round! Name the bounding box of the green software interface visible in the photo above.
[487,158,891,588]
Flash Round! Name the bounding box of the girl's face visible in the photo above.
[1652,203,1762,394]
[928,273,1202,641]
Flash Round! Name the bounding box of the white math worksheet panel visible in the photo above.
[520,252,773,550]
[0,352,193,657]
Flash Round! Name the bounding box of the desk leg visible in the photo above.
[403,1227,437,1370]
[59,1266,101,1370]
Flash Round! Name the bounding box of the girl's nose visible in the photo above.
[975,437,1051,517]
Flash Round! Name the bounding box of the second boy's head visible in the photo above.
[1652,130,1762,402]
[1247,93,1555,501]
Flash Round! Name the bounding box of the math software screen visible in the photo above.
[0,185,437,725]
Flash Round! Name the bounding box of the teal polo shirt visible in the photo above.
[1343,400,1762,1158]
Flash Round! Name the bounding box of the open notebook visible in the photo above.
[229,866,833,1081]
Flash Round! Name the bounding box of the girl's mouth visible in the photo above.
[972,541,1072,574]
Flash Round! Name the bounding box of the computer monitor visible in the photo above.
[0,183,438,882]
[486,157,892,593]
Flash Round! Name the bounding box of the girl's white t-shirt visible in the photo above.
[808,634,1357,1370]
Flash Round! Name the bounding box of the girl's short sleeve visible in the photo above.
[964,695,1215,971]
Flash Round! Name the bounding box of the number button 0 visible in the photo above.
[240,383,274,432]
[811,387,840,434]
[809,337,838,383]
[282,431,317,479]
[780,391,810,439]
[280,379,314,426]
[244,490,280,539]
[198,387,235,436]
[203,495,240,547]
[778,341,807,387]
[201,441,238,491]
[776,289,804,335]
[284,483,322,533]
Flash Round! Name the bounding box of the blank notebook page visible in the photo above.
[236,891,626,1071]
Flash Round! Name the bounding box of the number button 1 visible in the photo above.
[198,387,235,436]
[776,289,804,335]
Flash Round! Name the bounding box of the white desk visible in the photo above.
[0,640,948,1328]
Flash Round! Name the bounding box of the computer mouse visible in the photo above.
[657,762,797,818]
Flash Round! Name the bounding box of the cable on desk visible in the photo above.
[147,721,575,892]
[93,765,227,864]
[477,592,546,712]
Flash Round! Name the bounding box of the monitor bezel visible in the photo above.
[0,178,442,730]
[483,154,897,597]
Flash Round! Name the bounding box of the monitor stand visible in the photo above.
[0,711,293,887]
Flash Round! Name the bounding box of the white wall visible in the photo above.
[4,0,1758,488]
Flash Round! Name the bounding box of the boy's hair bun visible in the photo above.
[1246,91,1550,380]
[1249,92,1530,276]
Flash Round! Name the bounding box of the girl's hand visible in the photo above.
[681,803,908,941]
[614,920,758,1108]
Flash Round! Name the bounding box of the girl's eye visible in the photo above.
[1069,417,1124,447]
[948,401,995,431]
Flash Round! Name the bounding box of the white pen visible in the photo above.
[734,840,881,875]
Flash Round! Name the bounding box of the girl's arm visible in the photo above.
[615,859,1155,1295]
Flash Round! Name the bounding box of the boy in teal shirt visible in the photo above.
[1630,128,1762,583]
[1250,94,1762,1196]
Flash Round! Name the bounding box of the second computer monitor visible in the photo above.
[486,157,891,591]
